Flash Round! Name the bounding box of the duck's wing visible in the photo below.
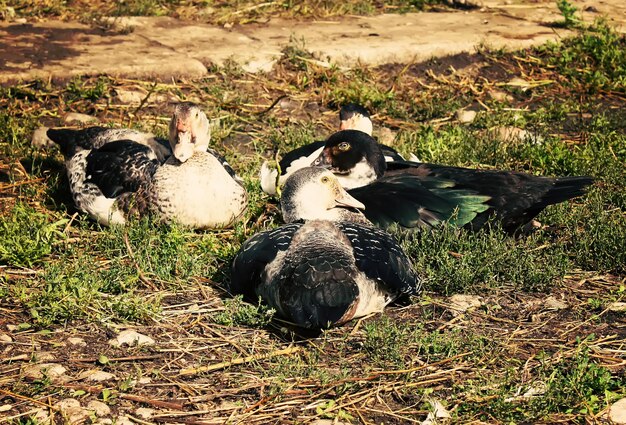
[229,223,303,301]
[47,127,117,157]
[338,222,421,297]
[349,175,491,229]
[85,140,160,198]
[47,127,171,162]
[206,148,242,183]
[385,161,593,231]
[278,141,326,176]
[379,144,405,162]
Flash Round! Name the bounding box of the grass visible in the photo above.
[0,16,625,425]
[4,0,453,25]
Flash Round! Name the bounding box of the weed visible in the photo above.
[0,203,67,268]
[66,76,112,102]
[213,295,275,327]
[555,0,580,28]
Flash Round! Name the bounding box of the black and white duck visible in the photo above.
[260,104,406,195]
[312,130,594,233]
[47,103,248,229]
[230,167,420,329]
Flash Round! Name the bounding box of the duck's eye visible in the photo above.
[338,142,350,151]
[321,176,330,184]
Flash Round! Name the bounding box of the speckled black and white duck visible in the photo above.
[312,130,594,233]
[230,167,420,329]
[47,103,248,229]
[259,104,406,195]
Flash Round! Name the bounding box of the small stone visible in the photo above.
[67,337,87,347]
[487,89,514,103]
[54,398,90,423]
[63,112,99,125]
[32,351,56,362]
[78,369,116,382]
[448,294,483,314]
[544,296,568,311]
[14,17,27,24]
[31,126,54,149]
[22,363,67,382]
[54,398,81,410]
[115,88,147,104]
[6,324,17,332]
[0,404,12,412]
[87,400,111,417]
[135,407,155,419]
[0,333,12,343]
[109,330,155,348]
[421,399,451,424]
[455,109,476,124]
[138,376,152,384]
[490,126,542,145]
[609,397,626,424]
[376,127,397,147]
[115,416,134,425]
[34,408,49,422]
[278,97,298,111]
[608,302,626,312]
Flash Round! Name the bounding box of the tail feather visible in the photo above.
[46,128,81,158]
[544,176,594,205]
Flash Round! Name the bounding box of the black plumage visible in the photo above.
[317,130,594,233]
[84,140,159,198]
[230,220,420,329]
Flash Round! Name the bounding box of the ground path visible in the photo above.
[1,0,624,83]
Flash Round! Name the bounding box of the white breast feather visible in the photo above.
[337,158,377,189]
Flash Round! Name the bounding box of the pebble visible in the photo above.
[78,369,116,382]
[135,407,155,419]
[54,398,90,423]
[67,337,87,347]
[109,330,155,348]
[31,126,54,149]
[0,404,12,412]
[448,294,483,314]
[0,333,12,343]
[609,398,626,424]
[87,400,111,417]
[608,302,626,312]
[63,112,99,125]
[455,109,477,124]
[376,127,397,147]
[115,88,147,104]
[490,126,543,145]
[115,416,134,425]
[22,363,67,382]
[32,351,56,362]
[544,296,568,311]
[487,89,514,103]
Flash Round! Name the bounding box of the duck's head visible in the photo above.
[312,130,386,187]
[169,102,211,163]
[339,103,373,136]
[280,167,365,223]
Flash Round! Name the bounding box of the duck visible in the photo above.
[229,167,420,329]
[259,104,406,195]
[312,130,594,233]
[47,102,248,229]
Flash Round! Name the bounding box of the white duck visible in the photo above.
[47,103,248,229]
